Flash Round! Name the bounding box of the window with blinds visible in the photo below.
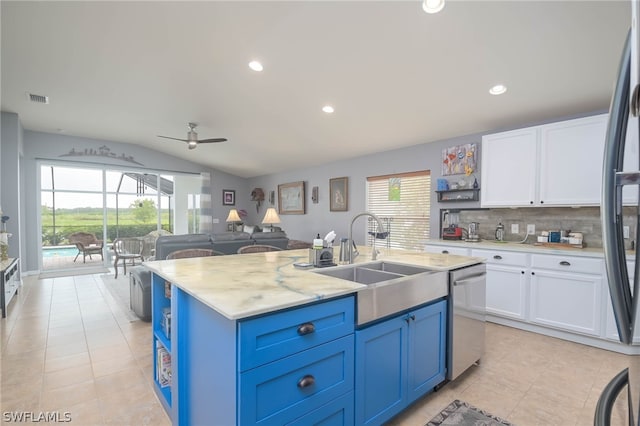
[366,171,431,251]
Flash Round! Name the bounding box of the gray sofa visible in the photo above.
[155,229,289,258]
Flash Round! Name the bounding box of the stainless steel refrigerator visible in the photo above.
[599,2,640,425]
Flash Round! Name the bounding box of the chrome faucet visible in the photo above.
[348,212,387,264]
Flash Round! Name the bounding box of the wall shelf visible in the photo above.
[435,188,480,202]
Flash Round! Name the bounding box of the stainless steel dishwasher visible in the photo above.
[448,263,486,380]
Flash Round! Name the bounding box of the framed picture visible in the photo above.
[330,177,348,211]
[222,189,235,206]
[278,181,305,214]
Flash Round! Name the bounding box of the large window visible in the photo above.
[366,171,431,251]
[40,162,203,271]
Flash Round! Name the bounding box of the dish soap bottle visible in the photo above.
[313,234,323,249]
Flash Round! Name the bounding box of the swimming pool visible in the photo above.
[42,246,78,258]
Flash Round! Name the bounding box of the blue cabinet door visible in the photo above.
[354,316,407,425]
[355,300,447,426]
[407,300,447,403]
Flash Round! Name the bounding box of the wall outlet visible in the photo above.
[527,224,535,235]
[624,226,630,239]
[511,224,519,234]
[212,218,220,224]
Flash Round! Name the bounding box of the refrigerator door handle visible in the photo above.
[602,28,634,345]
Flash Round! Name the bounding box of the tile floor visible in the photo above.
[0,273,632,426]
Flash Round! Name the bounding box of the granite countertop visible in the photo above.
[143,247,483,321]
[425,239,636,259]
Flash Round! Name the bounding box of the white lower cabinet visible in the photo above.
[471,249,528,320]
[424,244,469,256]
[529,255,603,336]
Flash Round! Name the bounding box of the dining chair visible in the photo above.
[166,249,224,259]
[237,245,283,254]
[113,238,144,278]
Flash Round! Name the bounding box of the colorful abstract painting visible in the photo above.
[442,143,477,176]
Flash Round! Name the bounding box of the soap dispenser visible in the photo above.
[313,234,323,249]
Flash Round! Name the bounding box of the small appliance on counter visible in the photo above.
[442,226,464,240]
[466,222,481,242]
[495,222,505,241]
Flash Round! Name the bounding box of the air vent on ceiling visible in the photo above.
[27,93,49,104]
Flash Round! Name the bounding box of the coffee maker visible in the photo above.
[467,222,481,242]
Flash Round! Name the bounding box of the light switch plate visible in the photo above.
[511,224,519,234]
[624,226,630,239]
[213,218,219,224]
[527,224,535,235]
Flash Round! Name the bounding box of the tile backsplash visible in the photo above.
[445,207,637,249]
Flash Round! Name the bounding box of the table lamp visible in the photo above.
[226,209,242,232]
[261,207,281,232]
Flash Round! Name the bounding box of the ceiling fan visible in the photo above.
[158,122,227,150]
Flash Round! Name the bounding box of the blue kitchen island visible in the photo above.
[143,248,482,425]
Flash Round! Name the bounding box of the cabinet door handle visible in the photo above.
[530,201,534,205]
[559,261,571,266]
[493,255,502,260]
[297,322,316,335]
[297,374,315,389]
[531,272,535,275]
[521,270,525,274]
[442,250,449,254]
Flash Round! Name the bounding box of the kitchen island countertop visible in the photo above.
[143,247,483,321]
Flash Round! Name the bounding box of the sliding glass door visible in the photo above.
[40,162,202,272]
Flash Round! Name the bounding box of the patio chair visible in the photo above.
[113,238,144,278]
[166,249,225,259]
[68,232,104,263]
[237,244,283,254]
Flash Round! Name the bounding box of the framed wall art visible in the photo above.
[329,177,348,211]
[278,181,305,214]
[222,189,235,206]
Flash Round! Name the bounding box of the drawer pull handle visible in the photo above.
[559,261,571,266]
[297,322,316,335]
[297,374,315,389]
[493,255,502,260]
[442,250,449,254]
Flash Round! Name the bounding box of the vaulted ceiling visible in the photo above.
[1,1,630,178]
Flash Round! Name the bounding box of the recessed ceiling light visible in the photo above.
[322,105,334,114]
[248,61,263,72]
[422,0,445,14]
[489,84,508,95]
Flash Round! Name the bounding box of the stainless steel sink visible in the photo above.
[313,261,448,325]
[313,266,403,284]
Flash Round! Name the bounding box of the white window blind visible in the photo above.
[366,171,430,251]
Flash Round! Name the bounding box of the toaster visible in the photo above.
[442,226,463,240]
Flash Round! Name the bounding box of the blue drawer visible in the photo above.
[238,296,354,371]
[239,335,354,425]
[286,391,354,426]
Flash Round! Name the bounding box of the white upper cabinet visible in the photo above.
[538,114,607,206]
[481,114,610,207]
[480,127,538,207]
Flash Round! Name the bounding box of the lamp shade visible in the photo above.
[262,207,281,225]
[226,209,241,223]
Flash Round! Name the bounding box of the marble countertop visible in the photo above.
[424,239,634,258]
[143,247,483,321]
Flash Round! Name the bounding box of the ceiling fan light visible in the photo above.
[322,105,334,113]
[422,0,445,14]
[187,141,198,149]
